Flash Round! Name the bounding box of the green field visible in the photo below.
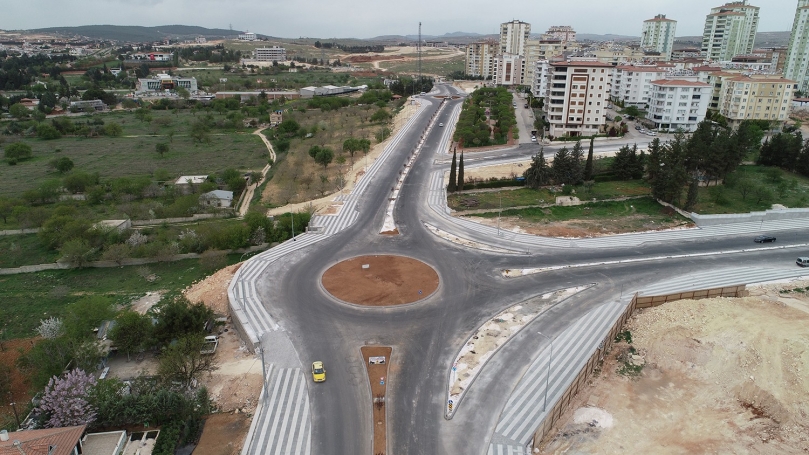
[693,165,809,214]
[0,254,246,339]
[449,181,651,212]
[0,234,60,268]
[385,56,466,76]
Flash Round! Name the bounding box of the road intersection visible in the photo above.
[232,84,809,455]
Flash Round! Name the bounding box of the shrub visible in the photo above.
[4,142,33,161]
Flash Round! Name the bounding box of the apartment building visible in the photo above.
[585,46,667,65]
[545,59,612,138]
[500,20,531,56]
[648,80,712,132]
[641,14,677,60]
[136,73,198,95]
[239,32,257,41]
[702,1,760,61]
[718,76,795,126]
[465,41,497,78]
[253,46,287,62]
[611,65,669,106]
[784,0,809,92]
[492,53,525,86]
[542,26,577,43]
[531,60,550,98]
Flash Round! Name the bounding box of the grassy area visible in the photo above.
[448,180,651,211]
[384,56,466,76]
[0,254,246,339]
[0,234,60,268]
[693,165,809,214]
[0,112,269,197]
[474,196,686,225]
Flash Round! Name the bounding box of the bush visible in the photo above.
[4,142,33,161]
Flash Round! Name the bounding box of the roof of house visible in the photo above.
[174,175,208,185]
[651,79,711,87]
[0,425,86,455]
[203,190,234,200]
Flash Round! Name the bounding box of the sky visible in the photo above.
[0,0,801,39]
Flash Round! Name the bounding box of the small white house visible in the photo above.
[200,190,234,208]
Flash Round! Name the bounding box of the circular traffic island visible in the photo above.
[322,255,439,306]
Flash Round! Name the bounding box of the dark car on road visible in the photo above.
[754,235,776,243]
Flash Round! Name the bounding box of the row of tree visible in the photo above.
[758,131,809,177]
[447,149,465,192]
[453,87,516,148]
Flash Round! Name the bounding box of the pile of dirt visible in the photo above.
[183,263,242,316]
[194,413,252,455]
[321,255,439,306]
[543,283,809,454]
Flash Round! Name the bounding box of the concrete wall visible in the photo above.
[691,207,809,227]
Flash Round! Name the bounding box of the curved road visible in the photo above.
[240,84,809,454]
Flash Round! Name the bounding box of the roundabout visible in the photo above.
[321,255,439,306]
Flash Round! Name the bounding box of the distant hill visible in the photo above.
[576,33,639,42]
[29,25,244,42]
[370,32,492,43]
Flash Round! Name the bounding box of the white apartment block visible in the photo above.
[542,26,576,43]
[648,80,712,132]
[702,1,759,62]
[531,60,550,98]
[545,59,612,138]
[465,41,497,78]
[783,0,809,92]
[239,32,257,41]
[718,76,795,126]
[641,14,677,60]
[500,20,531,56]
[611,65,668,106]
[254,46,287,62]
[492,53,525,86]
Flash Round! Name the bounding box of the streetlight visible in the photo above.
[497,194,503,237]
[537,331,554,412]
[256,332,269,398]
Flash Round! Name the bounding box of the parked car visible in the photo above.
[524,103,529,108]
[531,136,537,142]
[754,235,776,243]
[312,361,326,382]
[646,130,657,136]
[797,257,809,267]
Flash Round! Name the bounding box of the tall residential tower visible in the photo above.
[701,1,760,61]
[500,20,531,56]
[784,0,809,92]
[641,14,677,60]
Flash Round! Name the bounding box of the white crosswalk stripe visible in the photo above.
[639,266,809,296]
[244,367,311,455]
[487,443,529,455]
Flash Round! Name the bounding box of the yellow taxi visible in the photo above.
[311,361,326,383]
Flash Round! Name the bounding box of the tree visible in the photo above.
[569,140,585,184]
[308,145,322,159]
[524,149,551,189]
[109,311,153,360]
[62,296,116,341]
[370,108,391,123]
[176,87,190,100]
[135,108,153,123]
[49,156,74,174]
[0,197,13,223]
[36,317,64,339]
[611,144,644,180]
[155,142,170,157]
[448,149,457,192]
[157,335,219,388]
[9,103,30,119]
[551,146,581,185]
[458,152,465,191]
[4,142,33,162]
[37,123,62,140]
[624,105,641,118]
[152,296,213,345]
[36,369,97,428]
[684,175,700,211]
[104,122,123,137]
[60,239,95,268]
[583,137,594,181]
[101,243,130,265]
[314,147,334,169]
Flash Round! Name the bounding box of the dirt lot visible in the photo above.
[322,255,439,306]
[542,280,809,454]
[193,412,252,455]
[361,346,392,455]
[0,338,35,427]
[462,215,690,238]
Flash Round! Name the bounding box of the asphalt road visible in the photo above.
[253,83,809,454]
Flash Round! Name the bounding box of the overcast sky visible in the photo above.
[0,0,800,38]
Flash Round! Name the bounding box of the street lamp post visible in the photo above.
[257,333,269,398]
[537,332,554,412]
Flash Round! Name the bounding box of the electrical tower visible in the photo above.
[418,22,422,92]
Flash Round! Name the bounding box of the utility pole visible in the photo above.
[290,213,295,240]
[8,393,20,428]
[257,336,269,398]
[418,22,422,93]
[497,195,502,236]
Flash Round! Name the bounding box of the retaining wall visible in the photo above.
[691,207,809,227]
[532,283,747,449]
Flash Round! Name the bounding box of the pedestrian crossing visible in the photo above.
[639,266,809,296]
[243,366,312,455]
[486,443,529,455]
[488,300,628,450]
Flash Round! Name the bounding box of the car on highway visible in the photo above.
[312,361,326,382]
[797,257,809,267]
[754,235,776,243]
[439,123,444,127]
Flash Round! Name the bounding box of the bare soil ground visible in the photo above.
[321,255,439,306]
[193,413,252,455]
[541,280,809,454]
[0,338,36,427]
[462,215,690,238]
[183,263,242,316]
[361,346,392,455]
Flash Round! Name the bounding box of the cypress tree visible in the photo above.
[458,152,465,191]
[584,137,594,181]
[448,149,457,192]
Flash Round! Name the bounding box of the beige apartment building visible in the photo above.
[718,75,795,126]
[500,20,531,56]
[545,59,613,138]
[465,41,497,78]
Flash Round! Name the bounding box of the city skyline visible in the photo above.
[0,0,801,40]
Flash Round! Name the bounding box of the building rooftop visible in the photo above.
[175,175,208,185]
[204,190,234,200]
[0,425,86,455]
[82,431,126,455]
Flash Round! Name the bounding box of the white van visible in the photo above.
[797,257,809,267]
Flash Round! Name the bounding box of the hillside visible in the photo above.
[29,24,244,42]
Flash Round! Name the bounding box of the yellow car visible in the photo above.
[312,361,326,383]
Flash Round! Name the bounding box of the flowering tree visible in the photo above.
[36,369,97,428]
[35,317,63,339]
